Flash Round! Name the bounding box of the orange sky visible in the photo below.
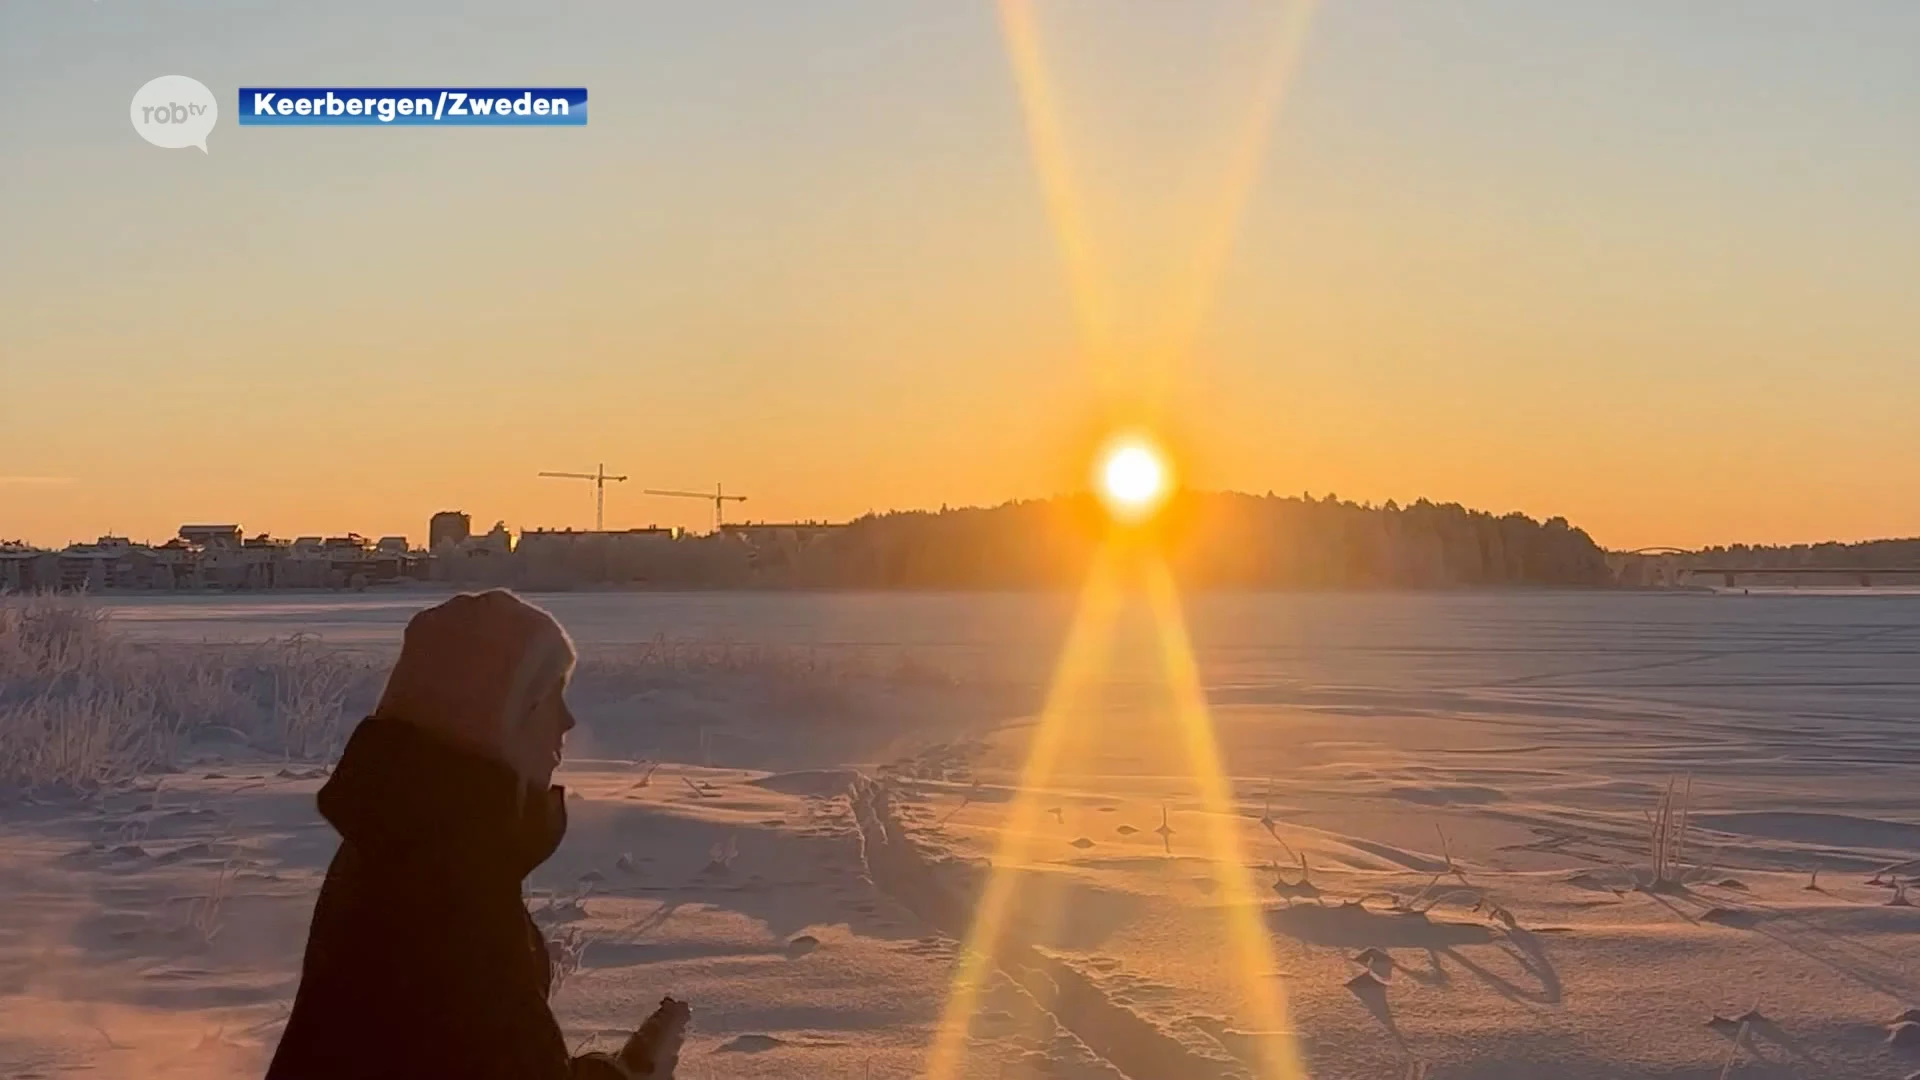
[4,2,1917,551]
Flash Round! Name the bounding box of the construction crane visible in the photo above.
[644,483,747,532]
[538,464,628,531]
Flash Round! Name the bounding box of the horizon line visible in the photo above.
[10,485,1920,557]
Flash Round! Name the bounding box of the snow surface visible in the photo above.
[5,590,1920,1078]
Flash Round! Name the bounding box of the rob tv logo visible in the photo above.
[130,76,218,152]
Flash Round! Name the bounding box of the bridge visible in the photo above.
[1605,545,1920,588]
[1608,548,1920,588]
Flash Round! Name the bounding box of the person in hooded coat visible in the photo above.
[266,590,685,1080]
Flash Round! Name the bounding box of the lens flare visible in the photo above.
[921,544,1307,1080]
[934,4,1321,1076]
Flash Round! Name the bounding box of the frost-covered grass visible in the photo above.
[1644,774,1695,890]
[0,592,382,792]
[1,592,975,793]
[575,633,959,688]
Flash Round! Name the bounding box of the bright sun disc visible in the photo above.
[1096,437,1171,521]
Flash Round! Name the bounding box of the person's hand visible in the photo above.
[374,590,574,782]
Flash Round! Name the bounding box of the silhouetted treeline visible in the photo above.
[1692,537,1920,569]
[747,493,1610,589]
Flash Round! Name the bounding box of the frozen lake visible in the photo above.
[98,588,1920,726]
[13,590,1920,1080]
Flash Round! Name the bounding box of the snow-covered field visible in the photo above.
[4,590,1920,1079]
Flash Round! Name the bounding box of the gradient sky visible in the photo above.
[4,1,1917,550]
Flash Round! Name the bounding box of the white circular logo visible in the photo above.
[130,76,218,152]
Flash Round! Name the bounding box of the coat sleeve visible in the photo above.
[385,883,619,1079]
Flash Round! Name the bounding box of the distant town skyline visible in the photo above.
[5,2,1918,552]
[7,481,1920,558]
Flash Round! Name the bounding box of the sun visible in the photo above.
[1095,435,1172,522]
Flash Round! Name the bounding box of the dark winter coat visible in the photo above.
[266,716,627,1079]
